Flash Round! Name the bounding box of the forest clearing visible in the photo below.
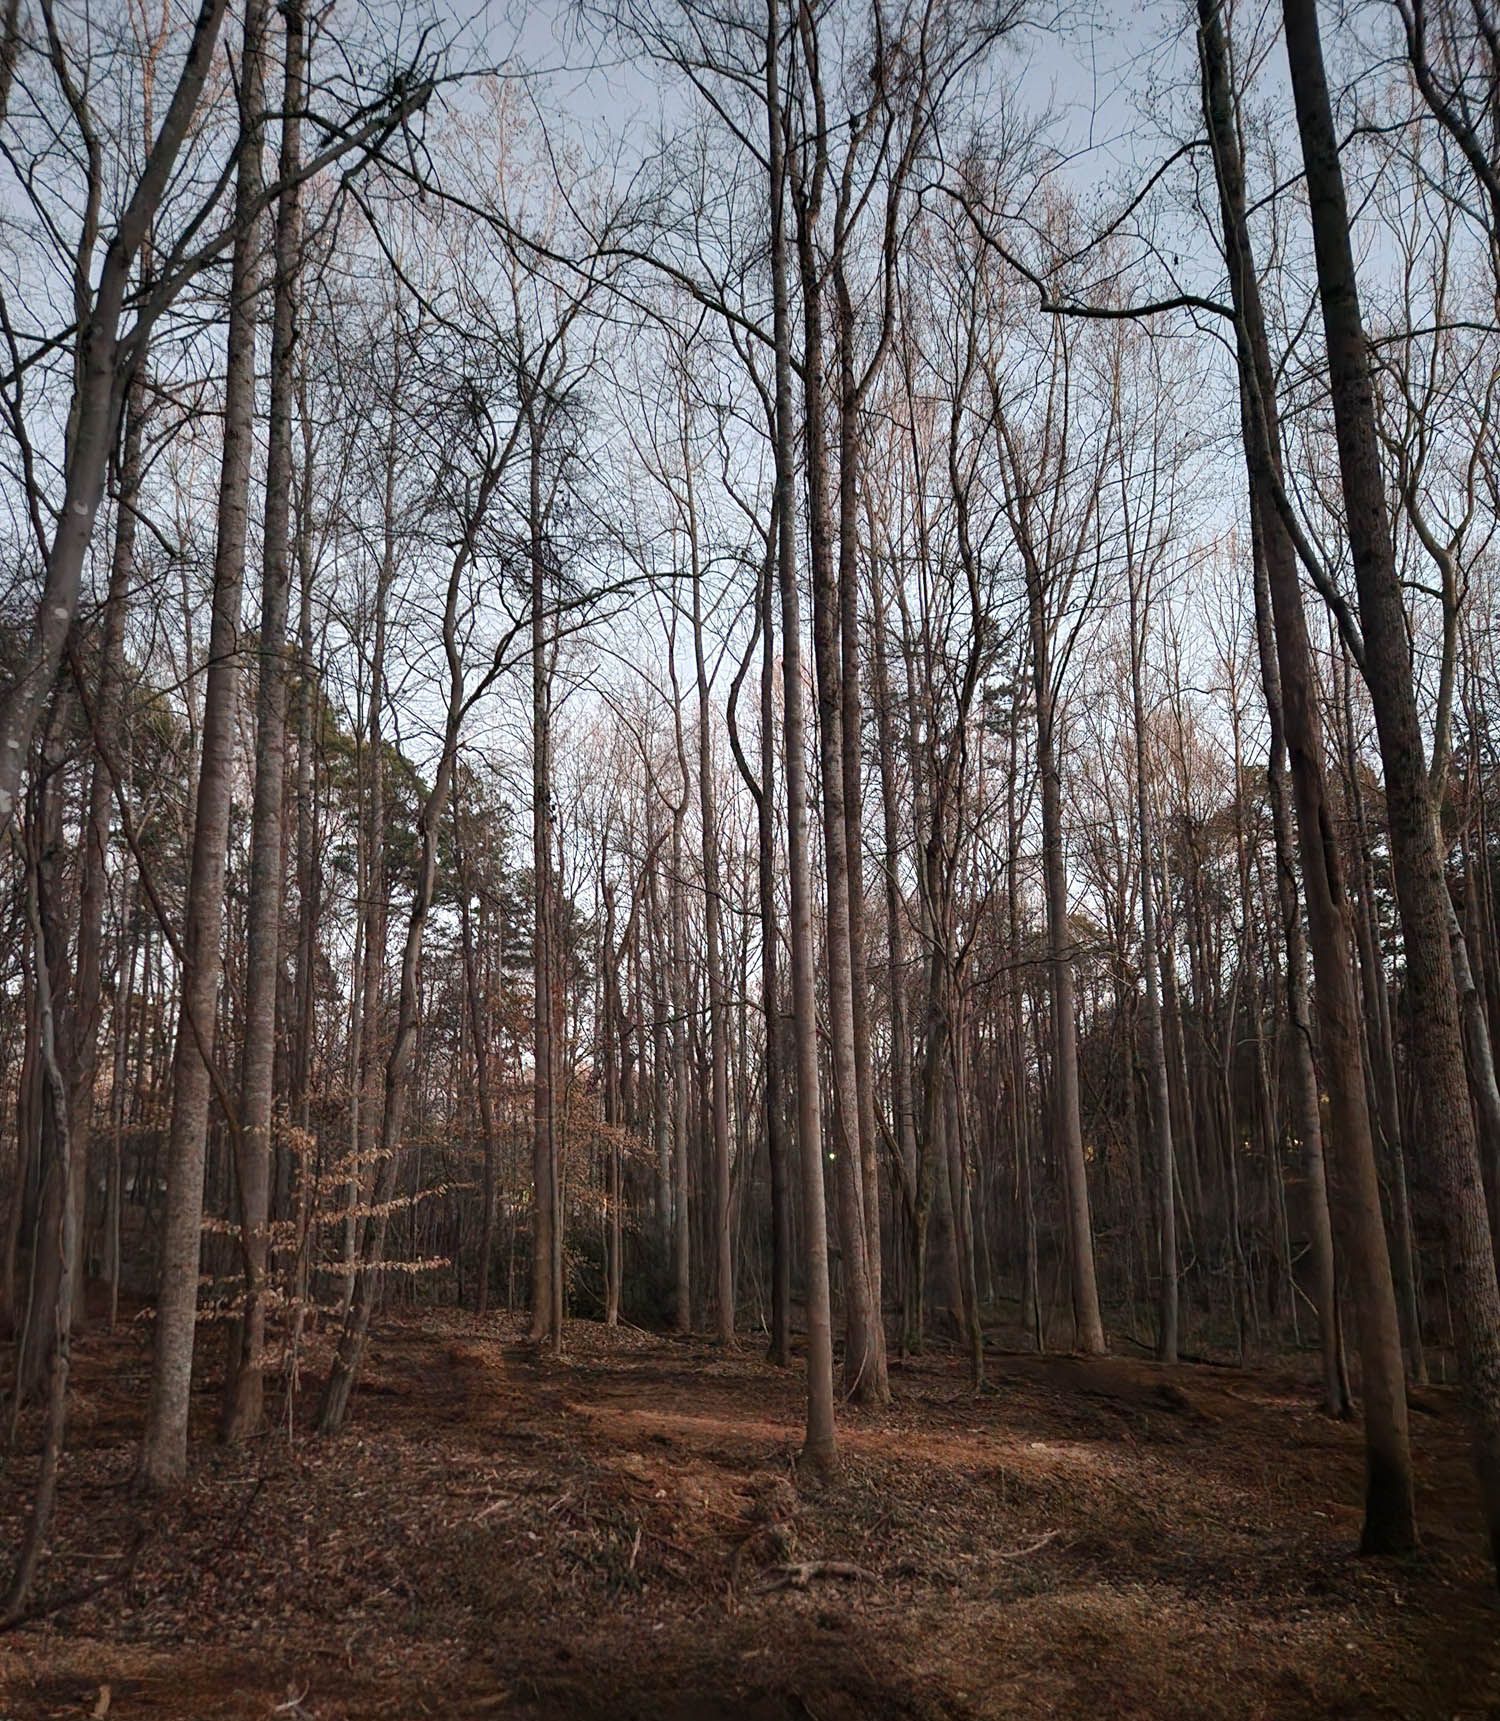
[7,0,1500,1711]
[3,1312,1498,1720]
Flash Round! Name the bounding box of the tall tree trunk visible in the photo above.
[26,372,141,1393]
[600,876,625,1329]
[1341,672,1427,1384]
[668,784,691,1334]
[769,0,836,1469]
[458,803,499,1317]
[646,833,673,1251]
[4,847,80,1621]
[760,556,793,1367]
[528,415,560,1355]
[286,373,319,1359]
[790,140,882,1403]
[1280,0,1500,1574]
[1127,565,1178,1363]
[836,299,889,1404]
[63,368,144,1342]
[317,441,506,1430]
[224,0,305,1440]
[688,477,734,1344]
[342,400,396,1320]
[17,725,70,1407]
[1027,574,1107,1355]
[137,0,266,1490]
[871,572,919,1349]
[1198,0,1416,1550]
[318,749,455,1431]
[1249,515,1348,1416]
[727,540,793,1365]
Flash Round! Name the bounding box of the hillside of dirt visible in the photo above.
[2,1313,1497,1719]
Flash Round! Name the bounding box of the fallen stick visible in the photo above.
[994,1529,1057,1561]
[762,1559,879,1592]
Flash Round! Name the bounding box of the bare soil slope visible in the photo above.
[2,1313,1496,1719]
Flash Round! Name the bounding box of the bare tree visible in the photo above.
[1280,0,1500,1575]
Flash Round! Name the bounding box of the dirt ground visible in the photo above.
[1,1311,1497,1719]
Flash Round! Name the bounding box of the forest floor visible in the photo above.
[1,1310,1498,1720]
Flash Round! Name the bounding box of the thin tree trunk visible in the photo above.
[687,476,734,1344]
[1028,579,1107,1356]
[668,788,691,1335]
[1341,684,1427,1385]
[458,805,499,1317]
[872,573,919,1347]
[528,415,560,1355]
[318,437,507,1430]
[61,367,144,1347]
[4,849,80,1621]
[760,557,793,1367]
[769,0,836,1469]
[836,303,889,1405]
[1127,566,1178,1363]
[727,540,793,1365]
[790,132,881,1403]
[1249,518,1348,1416]
[224,0,305,1440]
